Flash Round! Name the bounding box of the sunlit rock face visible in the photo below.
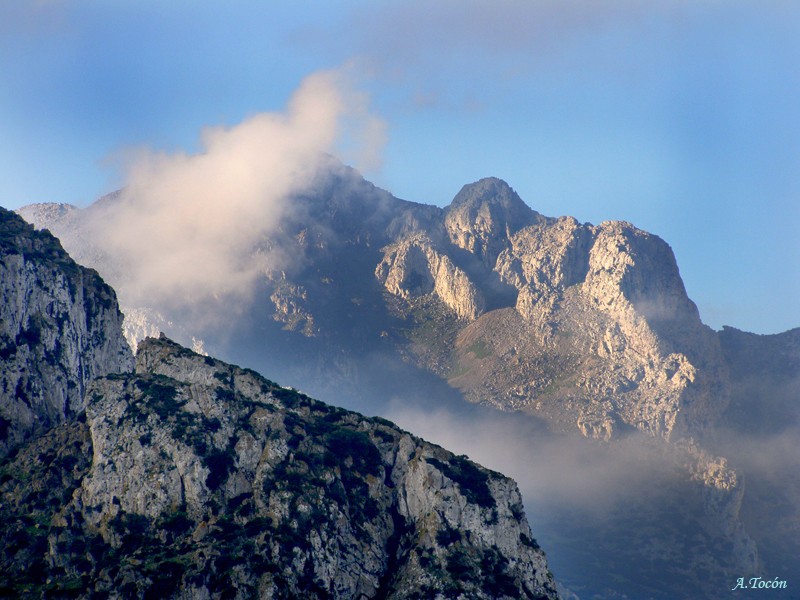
[476,216,730,442]
[0,207,132,459]
[375,178,728,444]
[0,335,558,599]
[376,234,486,320]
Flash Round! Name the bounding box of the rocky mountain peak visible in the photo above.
[448,177,526,212]
[444,178,542,268]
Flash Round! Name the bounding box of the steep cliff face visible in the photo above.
[16,199,199,354]
[376,235,486,320]
[0,335,558,599]
[0,208,132,458]
[375,183,728,443]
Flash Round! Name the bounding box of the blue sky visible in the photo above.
[1,1,798,334]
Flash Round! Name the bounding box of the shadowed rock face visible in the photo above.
[0,208,132,458]
[0,335,558,599]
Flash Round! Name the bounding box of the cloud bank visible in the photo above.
[93,67,385,313]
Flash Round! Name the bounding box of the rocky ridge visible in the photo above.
[362,178,730,444]
[0,335,558,599]
[0,208,132,459]
[12,175,733,441]
[0,203,558,598]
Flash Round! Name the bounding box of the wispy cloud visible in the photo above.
[88,67,385,317]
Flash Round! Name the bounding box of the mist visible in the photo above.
[374,389,797,598]
[385,400,680,514]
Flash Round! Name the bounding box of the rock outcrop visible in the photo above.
[376,235,486,320]
[444,177,544,269]
[0,335,558,599]
[0,208,132,458]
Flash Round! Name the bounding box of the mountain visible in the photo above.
[713,326,800,584]
[1,202,558,599]
[16,170,728,442]
[16,163,798,598]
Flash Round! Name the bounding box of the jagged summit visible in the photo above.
[445,177,542,234]
[444,178,543,269]
[448,177,526,211]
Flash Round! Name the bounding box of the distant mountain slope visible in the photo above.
[16,168,730,443]
[718,326,800,434]
[715,326,800,584]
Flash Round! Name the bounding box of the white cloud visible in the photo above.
[90,67,385,314]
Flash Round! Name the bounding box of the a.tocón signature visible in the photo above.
[732,577,788,591]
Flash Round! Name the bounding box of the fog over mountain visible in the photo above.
[18,151,799,598]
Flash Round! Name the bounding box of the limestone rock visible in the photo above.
[0,208,132,458]
[444,177,543,269]
[376,235,486,320]
[450,216,729,441]
[10,175,735,442]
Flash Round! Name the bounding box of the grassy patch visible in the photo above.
[466,339,491,359]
